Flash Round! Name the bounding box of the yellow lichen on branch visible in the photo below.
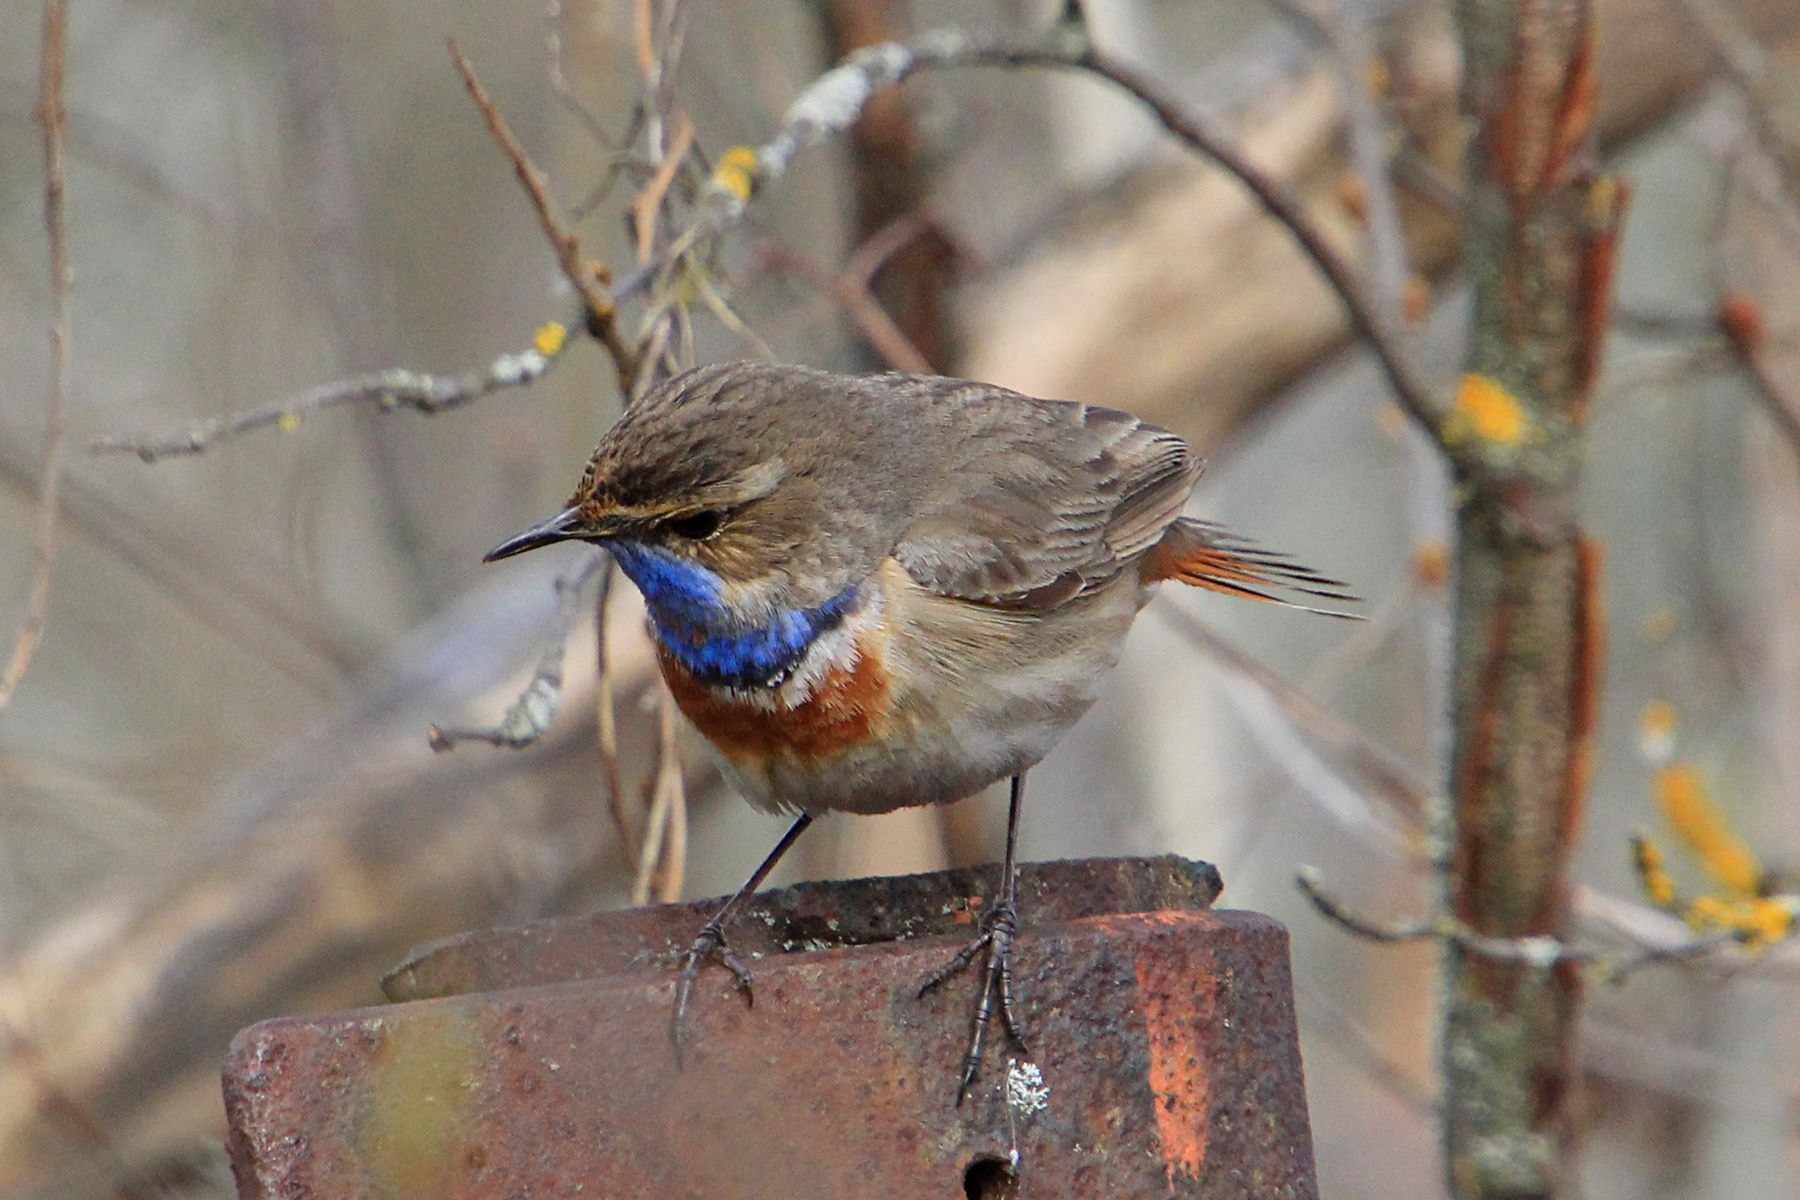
[1655,762,1762,897]
[1631,758,1797,951]
[710,146,760,202]
[1632,835,1677,908]
[533,321,569,358]
[1443,373,1530,447]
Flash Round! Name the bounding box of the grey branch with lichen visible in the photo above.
[428,550,605,751]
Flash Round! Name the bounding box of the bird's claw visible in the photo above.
[670,919,754,1065]
[918,898,1027,1104]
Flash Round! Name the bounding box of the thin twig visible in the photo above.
[758,214,936,372]
[449,39,638,391]
[90,335,572,461]
[1318,0,1414,328]
[593,561,635,856]
[1158,603,1432,830]
[630,692,681,905]
[649,691,687,903]
[427,551,605,750]
[1299,866,1744,982]
[1295,978,1438,1115]
[1669,0,1800,208]
[631,112,695,262]
[1,0,71,710]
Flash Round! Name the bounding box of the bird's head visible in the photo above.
[484,362,929,630]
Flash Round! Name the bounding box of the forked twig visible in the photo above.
[449,39,638,391]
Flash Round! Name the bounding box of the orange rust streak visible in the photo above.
[1133,943,1211,1187]
[657,636,892,763]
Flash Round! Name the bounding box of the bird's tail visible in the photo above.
[1144,518,1361,619]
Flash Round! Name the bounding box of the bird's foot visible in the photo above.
[669,917,754,1065]
[917,897,1028,1105]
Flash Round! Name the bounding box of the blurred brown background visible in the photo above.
[1,0,1797,1196]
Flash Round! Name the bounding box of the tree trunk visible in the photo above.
[1439,2,1615,1195]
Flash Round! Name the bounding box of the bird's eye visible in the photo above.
[665,509,725,540]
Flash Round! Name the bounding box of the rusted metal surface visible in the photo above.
[384,854,1223,1002]
[224,856,1316,1199]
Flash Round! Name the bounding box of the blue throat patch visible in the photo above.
[607,541,860,690]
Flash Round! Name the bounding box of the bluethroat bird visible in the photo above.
[485,361,1353,1101]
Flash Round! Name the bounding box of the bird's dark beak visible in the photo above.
[482,507,587,563]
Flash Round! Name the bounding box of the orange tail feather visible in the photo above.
[1145,520,1361,619]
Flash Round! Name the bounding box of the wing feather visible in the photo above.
[892,387,1200,611]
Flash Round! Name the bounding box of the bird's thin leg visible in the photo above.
[670,812,814,1063]
[918,773,1028,1104]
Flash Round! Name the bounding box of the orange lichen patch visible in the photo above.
[1375,400,1407,436]
[1364,57,1391,97]
[711,145,759,201]
[1413,541,1450,588]
[657,635,892,764]
[1717,291,1764,354]
[1639,608,1677,643]
[1655,763,1762,898]
[1636,700,1678,764]
[1632,834,1678,908]
[533,320,568,357]
[1686,894,1796,949]
[1133,945,1211,1188]
[1403,274,1431,326]
[1335,173,1369,222]
[1413,540,1449,589]
[1444,374,1530,447]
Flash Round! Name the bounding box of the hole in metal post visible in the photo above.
[962,1155,1018,1199]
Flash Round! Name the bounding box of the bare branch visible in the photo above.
[630,112,695,262]
[1,0,71,710]
[448,40,638,392]
[1294,978,1438,1116]
[1298,867,1745,982]
[682,24,1442,434]
[428,551,606,750]
[1316,0,1415,328]
[1158,604,1432,831]
[1669,0,1800,205]
[90,332,571,461]
[758,212,939,372]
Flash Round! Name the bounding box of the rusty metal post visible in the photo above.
[222,855,1318,1198]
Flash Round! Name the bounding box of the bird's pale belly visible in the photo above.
[655,562,1152,816]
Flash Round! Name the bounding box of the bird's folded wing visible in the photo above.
[892,392,1200,611]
